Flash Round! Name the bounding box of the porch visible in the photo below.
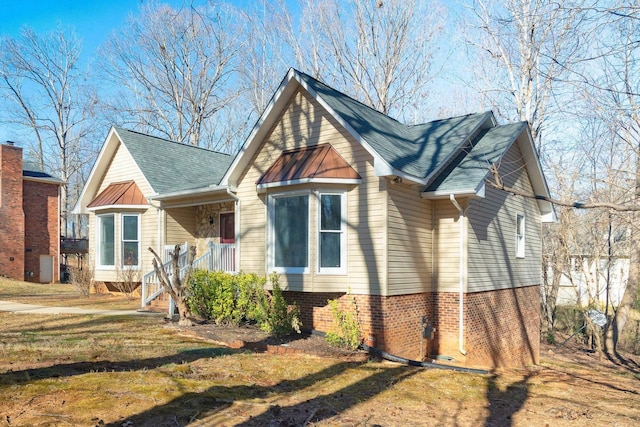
[140,242,235,310]
[141,198,237,311]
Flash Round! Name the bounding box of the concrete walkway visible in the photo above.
[0,300,162,316]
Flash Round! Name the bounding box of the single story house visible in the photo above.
[0,141,64,283]
[74,69,555,368]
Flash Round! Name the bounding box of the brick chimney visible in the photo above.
[0,142,25,280]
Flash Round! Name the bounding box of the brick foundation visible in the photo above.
[465,286,540,367]
[283,285,540,368]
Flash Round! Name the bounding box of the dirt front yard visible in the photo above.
[0,280,638,426]
[0,311,638,426]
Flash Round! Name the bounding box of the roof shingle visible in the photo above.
[114,128,233,195]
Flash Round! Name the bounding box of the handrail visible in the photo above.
[141,243,235,309]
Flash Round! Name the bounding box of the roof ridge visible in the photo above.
[407,111,494,129]
[114,126,233,157]
[293,69,406,127]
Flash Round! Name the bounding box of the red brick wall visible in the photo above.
[23,180,59,283]
[0,144,25,280]
[283,286,541,368]
[465,286,540,367]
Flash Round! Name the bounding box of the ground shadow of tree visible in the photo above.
[0,347,233,386]
[484,373,531,427]
[105,362,419,426]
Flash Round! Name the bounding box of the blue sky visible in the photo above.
[0,0,217,143]
[0,1,215,56]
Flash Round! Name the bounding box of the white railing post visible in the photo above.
[141,274,147,308]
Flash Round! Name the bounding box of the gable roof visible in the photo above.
[73,127,233,214]
[113,127,233,194]
[257,144,361,190]
[224,69,496,187]
[87,180,148,209]
[296,72,495,181]
[224,68,554,221]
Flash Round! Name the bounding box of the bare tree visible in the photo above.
[292,0,446,122]
[0,26,98,235]
[149,244,196,326]
[236,0,296,115]
[464,0,585,154]
[99,2,240,151]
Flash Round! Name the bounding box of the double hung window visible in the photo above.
[96,213,140,268]
[318,193,346,273]
[122,214,140,267]
[268,191,346,274]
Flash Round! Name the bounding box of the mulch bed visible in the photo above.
[176,321,369,361]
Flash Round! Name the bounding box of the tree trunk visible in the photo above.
[148,244,197,326]
[605,241,639,354]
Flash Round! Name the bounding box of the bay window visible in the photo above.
[268,190,346,274]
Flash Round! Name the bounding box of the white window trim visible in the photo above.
[316,191,347,275]
[267,190,311,274]
[96,213,115,270]
[516,213,525,258]
[121,213,141,269]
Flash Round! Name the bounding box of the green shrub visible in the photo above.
[186,269,214,320]
[325,295,361,350]
[254,274,302,336]
[186,270,266,325]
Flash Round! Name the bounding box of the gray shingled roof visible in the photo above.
[22,161,64,184]
[424,122,527,194]
[297,71,494,180]
[114,127,233,194]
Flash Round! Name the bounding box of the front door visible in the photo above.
[220,212,235,243]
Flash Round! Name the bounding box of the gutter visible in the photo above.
[449,194,468,356]
[149,185,228,201]
[226,188,240,273]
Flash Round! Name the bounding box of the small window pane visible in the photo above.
[123,216,138,240]
[320,233,341,268]
[516,214,525,258]
[100,216,114,266]
[122,242,139,266]
[321,194,341,230]
[274,195,308,268]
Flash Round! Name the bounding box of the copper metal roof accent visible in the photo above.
[257,144,361,185]
[87,180,148,208]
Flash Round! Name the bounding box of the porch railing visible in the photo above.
[141,242,236,309]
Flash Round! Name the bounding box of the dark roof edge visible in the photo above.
[113,126,233,158]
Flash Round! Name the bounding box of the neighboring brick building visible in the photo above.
[0,142,63,283]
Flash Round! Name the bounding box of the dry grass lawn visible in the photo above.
[0,277,140,311]
[0,278,639,426]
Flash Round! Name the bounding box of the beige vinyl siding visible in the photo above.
[387,182,433,295]
[89,140,157,282]
[466,140,542,292]
[165,207,196,247]
[236,88,387,294]
[433,199,464,292]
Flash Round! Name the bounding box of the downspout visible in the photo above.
[226,188,240,273]
[449,194,467,356]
